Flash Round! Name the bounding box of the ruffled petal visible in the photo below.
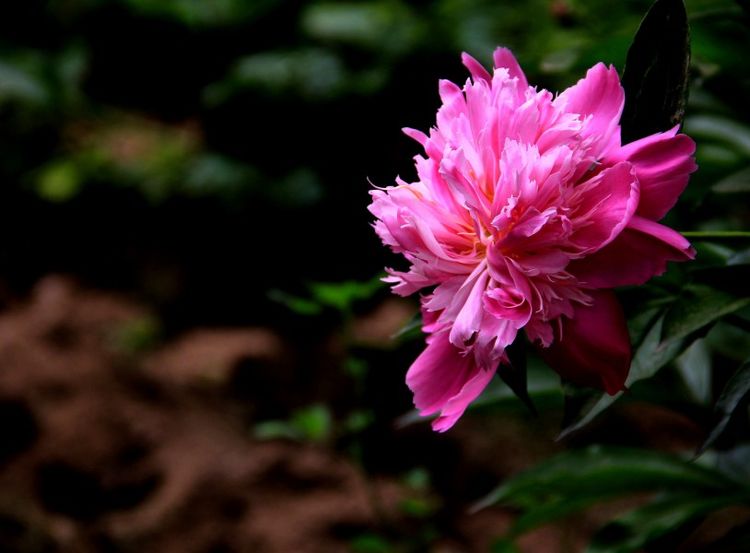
[432,366,496,432]
[541,289,631,394]
[568,161,639,253]
[449,268,489,348]
[609,126,697,221]
[568,215,695,288]
[492,47,528,89]
[406,331,495,432]
[555,63,624,158]
[461,52,492,83]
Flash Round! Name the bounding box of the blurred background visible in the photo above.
[0,0,749,551]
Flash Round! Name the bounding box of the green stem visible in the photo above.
[681,231,750,239]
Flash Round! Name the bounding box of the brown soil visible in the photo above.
[0,275,704,553]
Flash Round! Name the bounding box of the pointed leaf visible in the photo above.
[620,0,690,143]
[510,496,607,536]
[498,338,537,416]
[391,312,422,342]
[662,284,750,344]
[395,359,561,428]
[699,358,750,454]
[560,384,600,432]
[676,339,712,404]
[309,275,385,312]
[475,446,737,514]
[559,314,690,438]
[712,166,750,194]
[267,289,323,316]
[587,493,744,553]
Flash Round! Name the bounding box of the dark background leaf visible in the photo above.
[475,446,739,512]
[661,284,750,344]
[620,0,690,143]
[699,358,750,454]
[587,493,738,553]
[559,314,692,439]
[498,336,537,415]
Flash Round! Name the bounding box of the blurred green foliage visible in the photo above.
[3,0,748,223]
[2,0,750,551]
[254,403,333,442]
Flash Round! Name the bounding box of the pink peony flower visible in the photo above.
[369,48,697,431]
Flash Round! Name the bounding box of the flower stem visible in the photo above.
[681,231,750,239]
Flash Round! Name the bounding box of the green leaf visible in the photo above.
[491,539,522,553]
[0,59,48,105]
[715,444,750,483]
[510,496,612,535]
[560,384,601,432]
[108,316,162,354]
[290,404,332,442]
[343,409,374,433]
[267,289,323,316]
[269,277,384,316]
[587,493,742,553]
[475,446,739,525]
[662,284,750,344]
[391,312,423,342]
[204,48,348,103]
[706,321,750,363]
[395,357,562,428]
[620,0,690,143]
[265,168,324,208]
[123,0,279,27]
[712,166,750,194]
[300,2,421,55]
[255,404,332,443]
[729,249,750,266]
[686,115,750,158]
[676,339,712,404]
[35,160,84,203]
[497,337,537,416]
[699,358,750,454]
[399,496,436,518]
[559,314,689,438]
[309,276,384,312]
[350,533,391,553]
[254,420,299,441]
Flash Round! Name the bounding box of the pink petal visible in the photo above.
[609,126,697,221]
[569,161,639,253]
[449,268,489,348]
[432,367,496,432]
[461,52,492,83]
[492,47,528,89]
[568,215,695,288]
[541,289,631,394]
[406,331,495,432]
[555,63,624,157]
[483,286,531,323]
[402,127,429,146]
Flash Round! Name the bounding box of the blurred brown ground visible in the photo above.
[0,275,704,553]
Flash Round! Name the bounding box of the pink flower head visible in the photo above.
[369,48,697,431]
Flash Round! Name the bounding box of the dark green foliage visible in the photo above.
[661,284,750,343]
[2,0,750,551]
[497,337,537,416]
[699,358,750,453]
[621,0,691,142]
[478,446,750,551]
